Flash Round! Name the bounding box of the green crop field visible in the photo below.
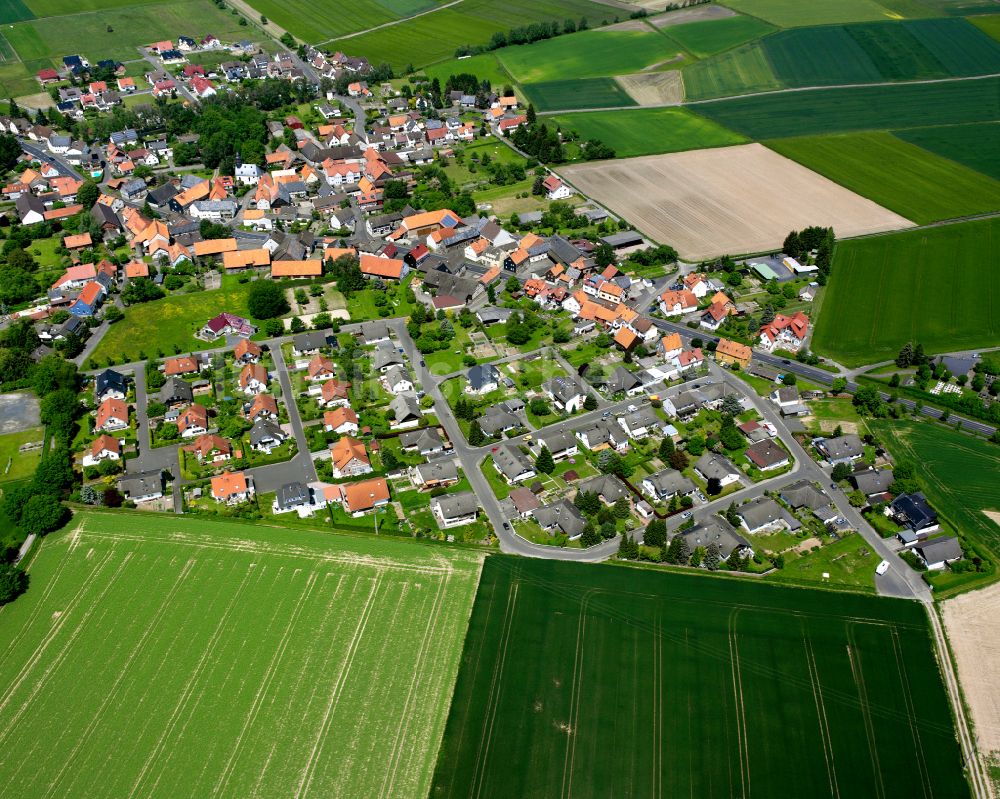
[522,77,636,111]
[0,0,33,23]
[768,131,1000,223]
[661,14,775,57]
[812,219,1000,365]
[685,19,1000,99]
[974,13,1000,43]
[242,0,439,43]
[0,512,482,798]
[338,0,612,69]
[4,0,249,62]
[26,0,162,15]
[682,40,781,98]
[432,556,968,798]
[422,52,513,90]
[548,107,746,157]
[719,0,922,27]
[896,121,1000,180]
[499,28,682,83]
[872,420,1000,595]
[693,76,1000,138]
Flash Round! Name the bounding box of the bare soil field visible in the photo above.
[943,579,1000,798]
[649,3,736,26]
[616,70,684,104]
[604,18,651,31]
[561,143,913,259]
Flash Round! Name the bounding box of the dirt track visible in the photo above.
[560,143,914,259]
[943,581,1000,798]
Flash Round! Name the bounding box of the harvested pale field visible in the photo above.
[604,17,651,31]
[560,143,913,259]
[943,578,1000,797]
[649,2,736,26]
[616,69,684,104]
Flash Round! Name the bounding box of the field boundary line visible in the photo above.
[891,628,933,799]
[846,632,886,799]
[75,528,455,574]
[804,633,840,799]
[39,557,198,799]
[125,561,259,799]
[213,568,321,796]
[728,610,750,799]
[319,0,464,44]
[0,550,131,748]
[470,579,520,799]
[0,547,117,723]
[562,589,595,799]
[295,573,383,799]
[378,571,450,799]
[0,526,79,660]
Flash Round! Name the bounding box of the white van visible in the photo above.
[875,560,890,576]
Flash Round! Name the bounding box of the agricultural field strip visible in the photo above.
[432,558,957,798]
[0,518,482,798]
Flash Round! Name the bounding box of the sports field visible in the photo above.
[895,121,1000,180]
[337,0,611,69]
[548,107,746,157]
[561,143,912,259]
[499,28,683,83]
[431,556,969,797]
[811,219,1000,365]
[0,512,483,798]
[521,77,636,112]
[768,131,1000,223]
[693,76,1000,139]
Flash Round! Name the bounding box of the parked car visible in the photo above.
[876,560,890,576]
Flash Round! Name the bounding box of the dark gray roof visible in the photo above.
[293,329,330,352]
[159,377,193,404]
[695,452,739,481]
[532,499,586,538]
[415,459,458,484]
[679,516,751,560]
[537,429,576,455]
[467,363,499,391]
[642,469,695,498]
[480,404,520,436]
[917,536,962,565]
[277,481,310,509]
[389,392,421,422]
[542,375,586,404]
[779,480,829,511]
[373,340,404,370]
[249,419,286,447]
[890,492,938,532]
[399,427,443,451]
[432,491,479,519]
[851,468,894,496]
[493,444,534,481]
[118,470,163,498]
[817,434,864,461]
[577,474,629,503]
[737,497,796,531]
[606,365,641,394]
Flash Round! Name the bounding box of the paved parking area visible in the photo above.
[0,392,41,434]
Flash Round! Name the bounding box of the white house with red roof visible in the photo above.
[758,312,810,353]
[543,175,571,200]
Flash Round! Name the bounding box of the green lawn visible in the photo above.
[811,219,1000,365]
[0,426,44,483]
[767,131,1000,224]
[0,511,483,798]
[422,52,514,90]
[92,279,252,364]
[873,420,1000,597]
[765,532,878,593]
[240,0,437,41]
[547,107,746,158]
[480,456,512,499]
[499,28,684,83]
[432,555,967,797]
